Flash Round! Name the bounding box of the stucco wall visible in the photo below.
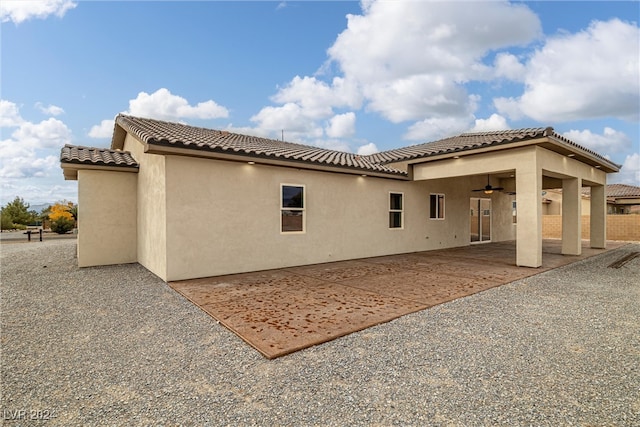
[123,134,168,280]
[163,156,479,281]
[543,190,591,215]
[77,170,137,267]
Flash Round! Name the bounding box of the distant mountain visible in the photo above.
[29,203,53,213]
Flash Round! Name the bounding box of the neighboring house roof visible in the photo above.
[583,183,640,198]
[367,128,619,172]
[112,114,407,178]
[60,144,139,180]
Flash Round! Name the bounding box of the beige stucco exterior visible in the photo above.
[123,134,168,280]
[543,190,591,215]
[162,157,498,281]
[68,129,614,281]
[77,169,137,267]
[411,145,607,267]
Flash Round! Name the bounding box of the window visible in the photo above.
[512,201,517,224]
[430,194,445,219]
[389,192,403,228]
[281,185,304,233]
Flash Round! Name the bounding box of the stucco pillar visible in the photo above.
[590,185,606,248]
[516,162,542,267]
[561,177,582,255]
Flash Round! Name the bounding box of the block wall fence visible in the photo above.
[542,215,640,241]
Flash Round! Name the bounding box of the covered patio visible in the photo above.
[170,239,626,359]
[410,136,619,268]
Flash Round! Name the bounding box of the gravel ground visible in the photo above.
[1,240,638,426]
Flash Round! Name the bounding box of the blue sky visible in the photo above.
[1,0,639,206]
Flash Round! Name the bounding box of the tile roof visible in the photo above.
[582,184,640,198]
[365,127,615,168]
[110,115,617,175]
[60,144,139,169]
[114,115,406,176]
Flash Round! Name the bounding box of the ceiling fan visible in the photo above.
[472,175,504,194]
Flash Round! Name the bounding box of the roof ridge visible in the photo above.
[115,114,407,177]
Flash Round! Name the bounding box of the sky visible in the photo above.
[1,0,639,207]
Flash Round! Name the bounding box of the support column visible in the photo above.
[561,177,582,255]
[590,185,606,248]
[516,163,542,267]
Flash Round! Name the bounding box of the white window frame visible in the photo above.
[430,193,445,220]
[389,192,404,229]
[280,184,305,234]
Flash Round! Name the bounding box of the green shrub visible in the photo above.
[1,213,13,230]
[50,217,75,234]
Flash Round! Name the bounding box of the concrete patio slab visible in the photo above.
[169,239,627,359]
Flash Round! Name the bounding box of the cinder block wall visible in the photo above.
[542,215,640,241]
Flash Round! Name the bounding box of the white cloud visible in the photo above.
[88,119,115,139]
[0,0,76,24]
[404,116,473,141]
[0,102,72,186]
[35,102,64,116]
[328,1,540,84]
[0,104,76,203]
[273,76,361,115]
[10,118,72,150]
[610,153,640,185]
[0,155,58,179]
[254,0,541,144]
[471,114,510,132]
[127,88,229,121]
[493,53,526,82]
[496,19,640,122]
[562,127,632,154]
[325,112,356,138]
[0,100,24,127]
[357,142,378,156]
[251,102,323,139]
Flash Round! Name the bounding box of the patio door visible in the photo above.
[470,198,491,243]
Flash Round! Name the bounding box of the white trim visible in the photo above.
[389,191,404,229]
[280,184,306,234]
[429,193,445,220]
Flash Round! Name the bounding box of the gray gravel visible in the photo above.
[1,239,638,426]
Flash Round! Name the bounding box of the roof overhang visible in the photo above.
[144,142,410,180]
[61,162,139,181]
[400,136,619,173]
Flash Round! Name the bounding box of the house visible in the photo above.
[60,115,619,282]
[542,184,640,215]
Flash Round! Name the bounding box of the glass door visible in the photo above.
[470,198,491,243]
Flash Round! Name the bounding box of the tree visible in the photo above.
[49,201,77,234]
[49,202,74,221]
[50,217,74,234]
[1,197,36,228]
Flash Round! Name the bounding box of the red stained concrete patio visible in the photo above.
[169,240,626,359]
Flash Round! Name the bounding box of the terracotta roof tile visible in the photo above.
[60,145,138,169]
[110,115,616,176]
[365,127,615,167]
[115,115,405,176]
[582,184,640,198]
